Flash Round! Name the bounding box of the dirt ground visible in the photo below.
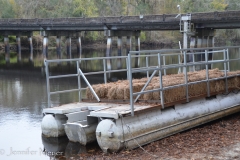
[59,112,240,160]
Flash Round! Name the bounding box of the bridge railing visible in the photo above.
[128,46,240,116]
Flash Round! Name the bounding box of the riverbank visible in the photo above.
[68,111,240,160]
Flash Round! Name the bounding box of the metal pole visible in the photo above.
[126,57,129,80]
[79,68,100,102]
[134,69,157,103]
[163,55,166,75]
[205,50,210,97]
[146,56,149,78]
[227,49,230,71]
[158,53,164,109]
[184,51,189,102]
[77,61,81,102]
[103,59,107,84]
[224,49,228,94]
[44,60,51,107]
[128,53,134,116]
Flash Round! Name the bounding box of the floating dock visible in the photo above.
[42,46,240,152]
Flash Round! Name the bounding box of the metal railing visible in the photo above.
[44,55,142,108]
[128,46,240,116]
[45,46,240,117]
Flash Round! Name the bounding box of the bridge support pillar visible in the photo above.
[4,36,10,63]
[117,36,122,69]
[66,37,72,59]
[192,28,215,70]
[56,36,61,59]
[135,35,140,68]
[104,30,141,79]
[28,36,33,62]
[77,33,82,59]
[43,36,49,59]
[16,35,21,62]
[106,36,112,78]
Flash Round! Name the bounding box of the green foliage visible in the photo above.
[0,0,17,18]
[140,32,146,41]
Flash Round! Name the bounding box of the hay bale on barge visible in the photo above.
[86,69,240,103]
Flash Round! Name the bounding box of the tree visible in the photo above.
[0,0,17,18]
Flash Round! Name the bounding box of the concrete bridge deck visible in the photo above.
[1,10,240,31]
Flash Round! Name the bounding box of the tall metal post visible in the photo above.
[56,36,61,59]
[4,36,10,63]
[43,36,48,59]
[16,35,21,62]
[181,15,190,73]
[28,36,33,61]
[117,36,122,69]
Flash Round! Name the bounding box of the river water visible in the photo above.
[0,46,240,160]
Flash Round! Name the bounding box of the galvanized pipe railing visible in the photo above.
[128,46,240,116]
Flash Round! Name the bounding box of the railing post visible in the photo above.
[183,50,189,102]
[146,56,149,78]
[103,59,107,84]
[226,48,230,71]
[163,55,166,75]
[128,53,134,116]
[205,50,210,97]
[44,60,51,108]
[77,61,82,102]
[223,49,228,94]
[158,53,164,109]
[126,57,129,80]
[193,53,195,71]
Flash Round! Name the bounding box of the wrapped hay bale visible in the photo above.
[188,82,207,97]
[164,86,186,103]
[152,84,160,100]
[143,86,154,100]
[124,85,130,100]
[116,85,125,99]
[107,86,117,99]
[86,85,99,99]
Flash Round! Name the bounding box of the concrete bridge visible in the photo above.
[1,10,240,63]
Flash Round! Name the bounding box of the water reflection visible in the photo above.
[42,135,101,159]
